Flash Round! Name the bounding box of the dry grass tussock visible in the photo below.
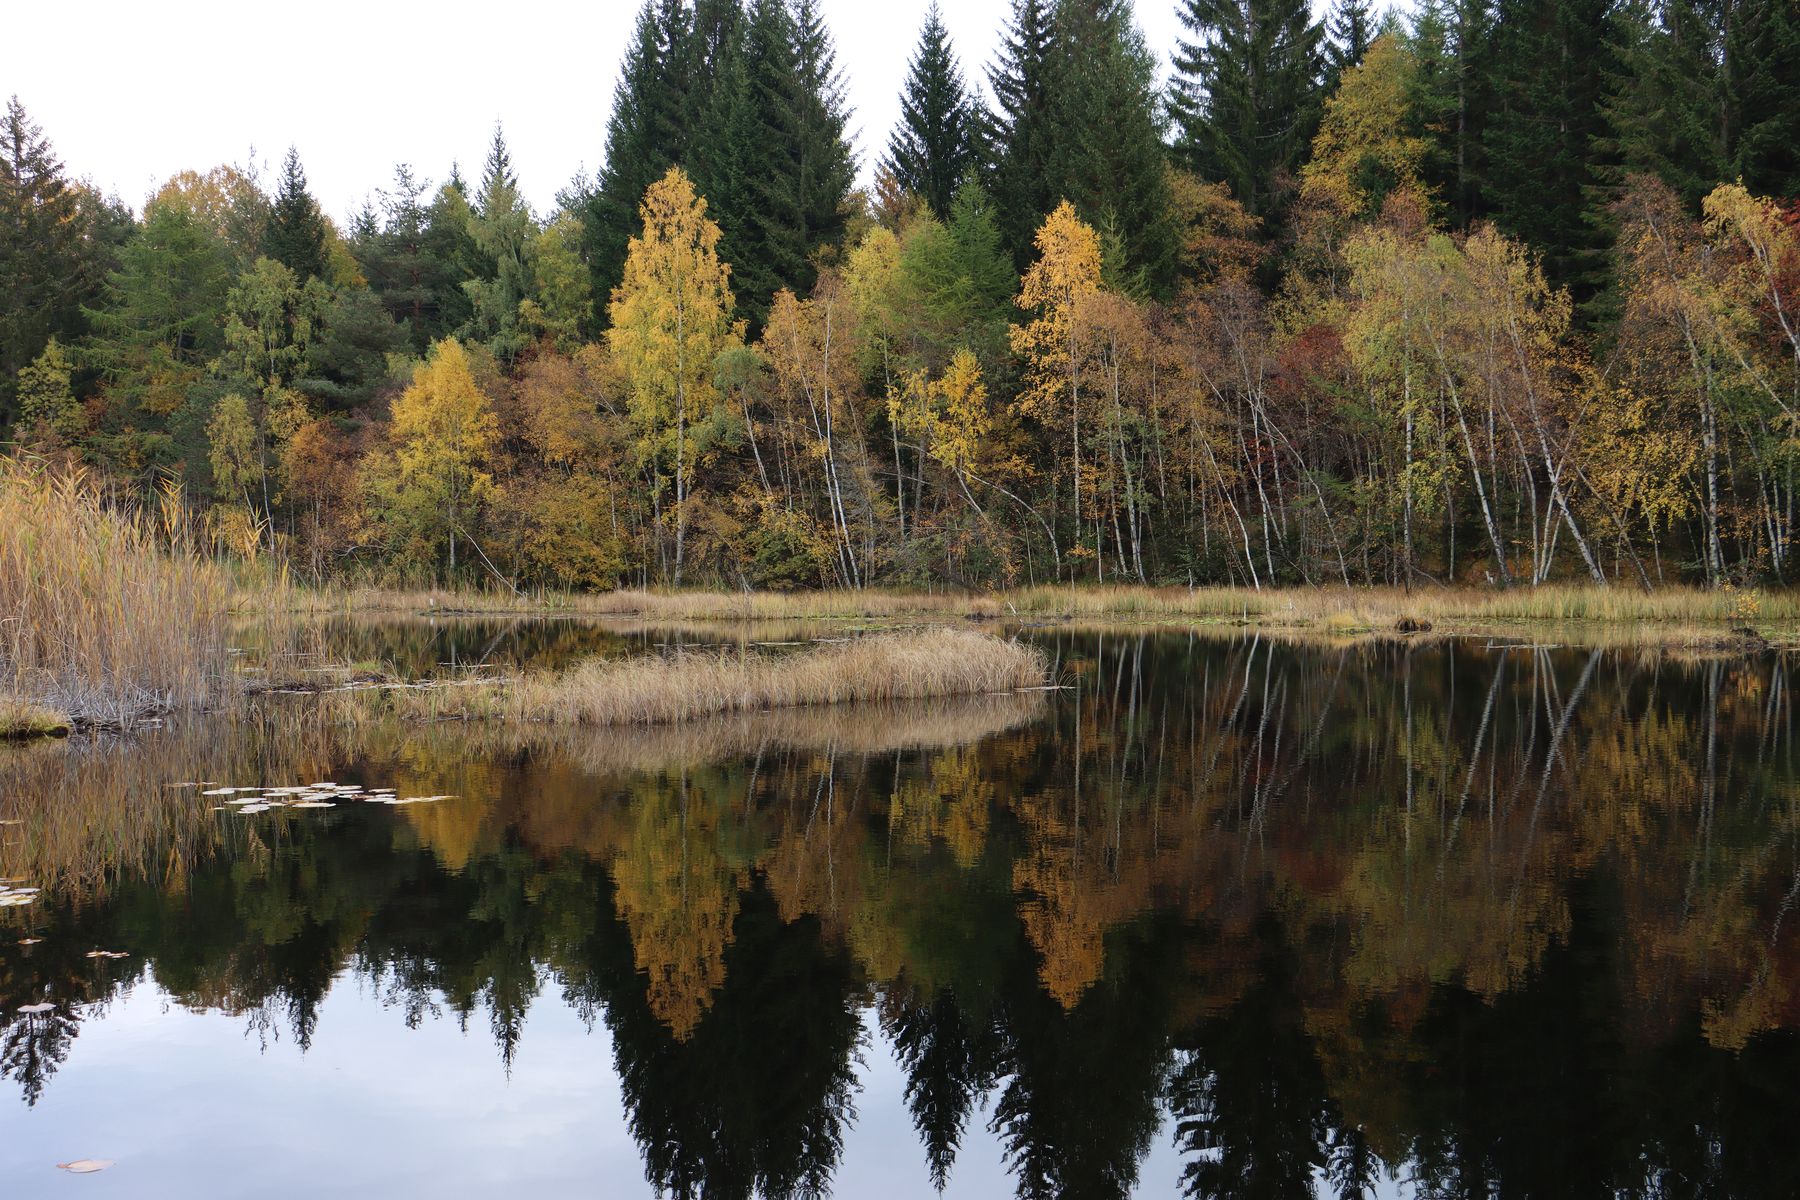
[304,581,1800,631]
[400,629,1050,726]
[434,690,1049,774]
[0,460,246,726]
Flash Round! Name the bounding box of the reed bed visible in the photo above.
[0,460,238,727]
[296,581,1799,632]
[400,629,1050,726]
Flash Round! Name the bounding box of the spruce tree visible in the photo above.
[1048,0,1178,294]
[986,0,1060,266]
[1602,0,1727,207]
[587,0,691,310]
[1408,0,1495,226]
[263,146,330,281]
[1170,0,1326,220]
[1325,0,1376,85]
[1727,0,1800,198]
[1,96,102,419]
[1483,0,1617,296]
[464,126,537,359]
[706,0,807,323]
[882,4,977,220]
[790,0,856,264]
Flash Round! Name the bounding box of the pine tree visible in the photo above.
[262,146,330,282]
[882,4,977,220]
[986,0,1061,266]
[1170,0,1326,220]
[1325,0,1376,85]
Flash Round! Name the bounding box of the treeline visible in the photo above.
[2,0,1798,589]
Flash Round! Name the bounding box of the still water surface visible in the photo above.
[3,626,1799,1197]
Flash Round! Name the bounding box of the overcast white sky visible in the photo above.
[10,0,1190,223]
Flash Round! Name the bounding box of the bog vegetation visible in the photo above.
[0,460,238,728]
[3,0,1799,596]
[402,629,1050,725]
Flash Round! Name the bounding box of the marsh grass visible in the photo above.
[400,628,1050,726]
[295,581,1800,634]
[0,460,244,726]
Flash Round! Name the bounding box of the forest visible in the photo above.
[3,0,1798,592]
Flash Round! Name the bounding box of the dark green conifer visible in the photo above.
[262,146,330,281]
[1169,0,1326,220]
[882,4,977,220]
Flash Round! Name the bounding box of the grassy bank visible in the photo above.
[293,581,1792,634]
[400,629,1050,726]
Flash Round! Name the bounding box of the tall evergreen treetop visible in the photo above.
[587,0,693,312]
[1170,0,1326,219]
[882,4,977,220]
[986,0,1060,263]
[791,0,857,260]
[1048,0,1178,293]
[1483,0,1618,297]
[263,146,330,282]
[1326,0,1377,84]
[1,95,94,417]
[1726,0,1800,198]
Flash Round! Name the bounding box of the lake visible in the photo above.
[3,625,1798,1197]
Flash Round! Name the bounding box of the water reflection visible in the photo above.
[3,632,1800,1197]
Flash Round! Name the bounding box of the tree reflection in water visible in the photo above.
[4,631,1800,1197]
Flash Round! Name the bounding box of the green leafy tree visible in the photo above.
[524,212,595,351]
[15,337,80,441]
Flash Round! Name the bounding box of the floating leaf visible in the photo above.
[57,1160,114,1174]
[17,1003,54,1014]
